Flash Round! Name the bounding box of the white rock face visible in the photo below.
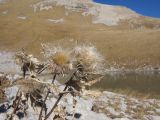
[48,18,64,23]
[2,10,8,14]
[17,16,27,20]
[90,3,139,26]
[0,0,4,3]
[33,0,139,26]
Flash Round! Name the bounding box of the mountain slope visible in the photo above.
[0,0,160,69]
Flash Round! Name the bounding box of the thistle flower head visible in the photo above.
[51,51,70,68]
[41,44,72,71]
[72,45,105,75]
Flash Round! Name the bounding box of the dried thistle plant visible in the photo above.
[0,73,12,89]
[43,44,105,120]
[0,74,12,103]
[3,44,106,120]
[10,76,60,120]
[15,50,45,77]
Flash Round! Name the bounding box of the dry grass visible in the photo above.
[0,0,160,68]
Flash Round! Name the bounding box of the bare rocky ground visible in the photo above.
[0,72,160,120]
[88,91,160,120]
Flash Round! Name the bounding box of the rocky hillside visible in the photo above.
[0,0,160,69]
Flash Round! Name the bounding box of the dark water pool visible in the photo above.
[91,71,160,98]
[38,71,160,98]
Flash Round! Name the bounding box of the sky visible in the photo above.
[94,0,160,18]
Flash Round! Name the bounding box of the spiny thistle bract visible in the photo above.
[15,50,40,66]
[15,50,45,77]
[12,77,59,94]
[0,73,11,88]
